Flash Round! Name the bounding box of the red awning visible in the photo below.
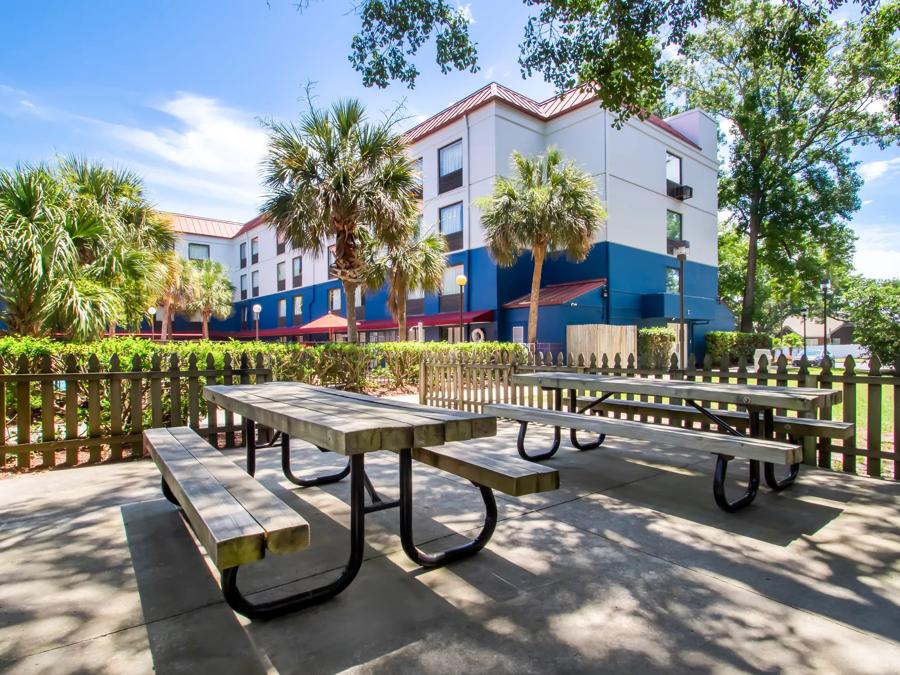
[358,310,494,331]
[503,279,607,309]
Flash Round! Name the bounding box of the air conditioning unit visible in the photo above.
[668,183,694,200]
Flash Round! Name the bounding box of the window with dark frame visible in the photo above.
[666,267,681,294]
[439,202,464,251]
[328,287,341,312]
[292,256,302,286]
[251,237,259,264]
[327,246,337,279]
[277,298,287,327]
[240,274,247,300]
[438,140,463,193]
[188,243,210,260]
[666,152,682,185]
[292,295,303,322]
[666,210,683,241]
[276,231,286,254]
[413,157,423,197]
[276,261,286,291]
[251,270,259,297]
[239,242,247,268]
[241,306,248,330]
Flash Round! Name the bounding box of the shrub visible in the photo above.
[706,331,773,364]
[638,327,676,369]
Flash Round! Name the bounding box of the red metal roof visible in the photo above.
[233,213,268,238]
[503,279,607,310]
[161,212,243,239]
[358,310,494,331]
[402,83,701,150]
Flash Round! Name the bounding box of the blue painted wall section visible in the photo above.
[215,239,734,358]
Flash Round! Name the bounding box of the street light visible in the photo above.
[148,307,157,340]
[800,307,809,358]
[821,279,831,359]
[456,273,468,343]
[252,303,262,341]
[673,242,691,368]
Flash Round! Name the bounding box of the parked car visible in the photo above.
[788,344,869,368]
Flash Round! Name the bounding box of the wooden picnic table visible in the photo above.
[201,381,557,617]
[510,372,842,510]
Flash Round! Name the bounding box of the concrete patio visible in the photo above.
[1,422,898,674]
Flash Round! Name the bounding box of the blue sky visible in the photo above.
[1,1,897,278]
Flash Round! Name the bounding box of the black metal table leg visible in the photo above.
[281,433,351,487]
[760,409,801,490]
[517,388,562,461]
[220,454,367,620]
[568,388,605,450]
[245,418,257,477]
[713,454,760,512]
[399,448,497,567]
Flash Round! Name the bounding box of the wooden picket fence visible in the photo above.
[419,349,899,480]
[1,352,272,471]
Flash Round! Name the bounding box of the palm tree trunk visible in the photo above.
[202,312,209,340]
[108,321,116,338]
[344,280,358,343]
[398,296,407,342]
[527,246,546,346]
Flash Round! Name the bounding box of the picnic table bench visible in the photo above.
[146,382,559,620]
[486,372,846,513]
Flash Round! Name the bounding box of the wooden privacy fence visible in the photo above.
[420,350,899,480]
[1,352,272,471]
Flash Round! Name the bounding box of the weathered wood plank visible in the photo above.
[144,428,265,570]
[168,427,310,555]
[484,403,802,465]
[409,445,559,496]
[513,372,841,412]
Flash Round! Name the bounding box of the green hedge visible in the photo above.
[637,327,676,369]
[705,331,773,364]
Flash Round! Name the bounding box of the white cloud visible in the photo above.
[859,156,900,183]
[456,3,475,24]
[852,223,900,279]
[482,65,495,82]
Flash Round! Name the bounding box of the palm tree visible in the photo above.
[478,149,606,346]
[364,219,447,341]
[189,259,235,339]
[261,99,417,343]
[157,253,196,341]
[0,159,173,340]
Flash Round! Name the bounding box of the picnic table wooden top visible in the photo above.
[204,382,497,455]
[511,372,841,412]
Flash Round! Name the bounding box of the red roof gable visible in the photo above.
[402,83,701,150]
[234,213,267,237]
[503,279,607,309]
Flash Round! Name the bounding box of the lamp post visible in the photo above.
[456,273,468,343]
[800,307,808,358]
[821,279,831,359]
[673,242,691,368]
[148,307,157,340]
[252,303,262,341]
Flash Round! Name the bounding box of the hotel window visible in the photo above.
[327,246,337,279]
[240,274,247,300]
[413,157,424,197]
[408,286,425,300]
[439,202,464,251]
[239,242,247,268]
[438,140,463,193]
[188,243,210,261]
[666,267,681,294]
[354,287,365,307]
[666,152,682,185]
[293,295,303,321]
[276,261,286,291]
[241,306,248,330]
[276,231,286,254]
[407,284,425,314]
[292,256,302,287]
[251,270,260,297]
[277,298,287,327]
[328,287,342,312]
[442,264,464,296]
[666,210,683,241]
[250,237,259,264]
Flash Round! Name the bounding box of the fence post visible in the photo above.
[841,356,857,474]
[130,354,144,458]
[86,355,102,463]
[797,355,817,466]
[108,354,123,462]
[418,354,427,405]
[169,354,182,427]
[16,354,31,469]
[455,352,464,411]
[206,353,219,446]
[867,355,882,478]
[64,354,79,465]
[39,354,55,467]
[818,356,834,469]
